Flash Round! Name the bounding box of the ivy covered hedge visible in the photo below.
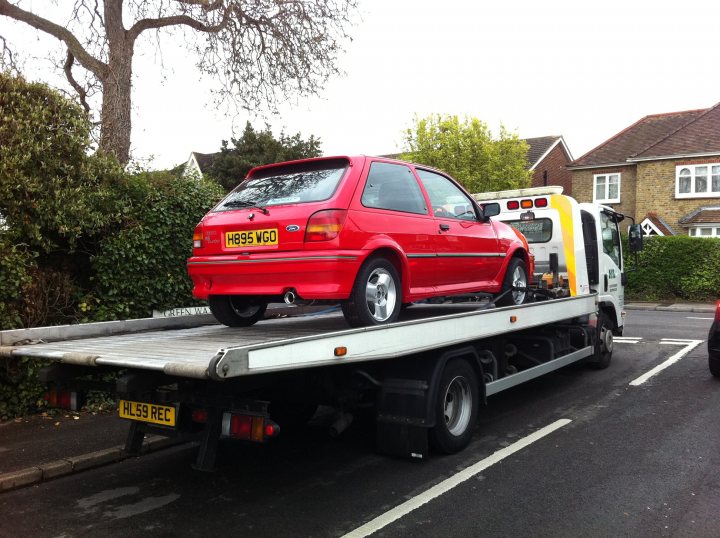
[0,73,222,418]
[625,235,720,302]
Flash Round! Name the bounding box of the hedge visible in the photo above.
[625,235,720,302]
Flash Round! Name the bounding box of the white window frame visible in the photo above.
[688,225,720,238]
[593,173,621,204]
[675,163,720,198]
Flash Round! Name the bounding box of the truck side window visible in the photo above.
[600,212,621,269]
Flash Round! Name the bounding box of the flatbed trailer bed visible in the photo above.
[8,295,597,379]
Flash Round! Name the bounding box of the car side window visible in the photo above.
[361,162,427,214]
[416,169,477,220]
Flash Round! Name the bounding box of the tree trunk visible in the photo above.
[99,49,133,165]
[99,0,132,165]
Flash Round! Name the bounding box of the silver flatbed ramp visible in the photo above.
[7,295,597,380]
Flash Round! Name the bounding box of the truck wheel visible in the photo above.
[430,359,478,454]
[209,295,267,327]
[588,311,613,369]
[342,257,401,327]
[495,257,528,306]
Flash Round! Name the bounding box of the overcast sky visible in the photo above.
[5,0,720,169]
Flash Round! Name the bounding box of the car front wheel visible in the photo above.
[209,295,267,327]
[495,257,528,306]
[342,257,401,327]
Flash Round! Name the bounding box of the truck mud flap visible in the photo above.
[376,377,431,459]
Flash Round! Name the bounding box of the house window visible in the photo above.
[676,164,720,198]
[593,173,621,204]
[688,225,720,237]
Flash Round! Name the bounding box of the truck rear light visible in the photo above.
[191,409,208,423]
[535,197,548,207]
[193,223,204,249]
[520,199,533,209]
[305,210,347,242]
[44,389,82,411]
[507,200,520,210]
[222,413,278,442]
[264,421,280,438]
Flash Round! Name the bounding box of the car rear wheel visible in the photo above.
[342,257,401,327]
[495,257,528,306]
[209,295,267,327]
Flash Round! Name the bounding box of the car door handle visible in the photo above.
[439,224,450,231]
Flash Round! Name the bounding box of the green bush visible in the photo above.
[0,233,36,329]
[0,355,49,421]
[625,235,720,301]
[89,171,223,320]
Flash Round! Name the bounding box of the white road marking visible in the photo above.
[615,337,642,344]
[342,419,572,538]
[629,339,704,386]
[687,317,712,320]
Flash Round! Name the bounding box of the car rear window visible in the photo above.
[214,159,348,211]
[506,218,553,243]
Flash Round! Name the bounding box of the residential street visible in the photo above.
[0,309,718,537]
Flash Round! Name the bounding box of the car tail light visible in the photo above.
[222,412,280,442]
[45,388,83,411]
[305,210,347,242]
[715,300,720,322]
[193,223,203,249]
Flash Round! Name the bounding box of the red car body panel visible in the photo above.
[188,155,533,303]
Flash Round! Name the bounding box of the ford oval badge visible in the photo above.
[286,225,300,232]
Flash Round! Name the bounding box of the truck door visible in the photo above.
[598,211,624,309]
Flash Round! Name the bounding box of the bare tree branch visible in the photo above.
[0,0,108,78]
[128,9,230,41]
[0,34,17,71]
[63,50,91,114]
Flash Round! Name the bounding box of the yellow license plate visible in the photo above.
[225,228,278,248]
[119,400,176,427]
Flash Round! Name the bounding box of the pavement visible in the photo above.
[0,300,715,493]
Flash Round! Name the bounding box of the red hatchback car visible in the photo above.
[188,156,533,327]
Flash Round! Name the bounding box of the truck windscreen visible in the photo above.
[506,218,553,243]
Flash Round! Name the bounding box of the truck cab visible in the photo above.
[474,186,635,336]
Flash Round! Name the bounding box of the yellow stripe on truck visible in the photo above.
[550,194,576,296]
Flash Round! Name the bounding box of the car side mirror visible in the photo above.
[628,224,644,252]
[482,202,500,219]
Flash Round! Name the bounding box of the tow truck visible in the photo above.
[2,187,643,470]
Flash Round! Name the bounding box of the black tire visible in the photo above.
[209,295,267,327]
[430,359,479,454]
[495,257,529,306]
[709,355,720,378]
[342,256,401,327]
[588,310,613,369]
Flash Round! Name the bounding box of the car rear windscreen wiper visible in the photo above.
[222,199,269,215]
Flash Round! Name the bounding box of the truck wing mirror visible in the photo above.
[628,224,644,252]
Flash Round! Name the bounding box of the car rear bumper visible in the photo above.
[187,251,363,300]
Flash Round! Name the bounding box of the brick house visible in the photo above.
[568,103,720,236]
[524,136,574,194]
